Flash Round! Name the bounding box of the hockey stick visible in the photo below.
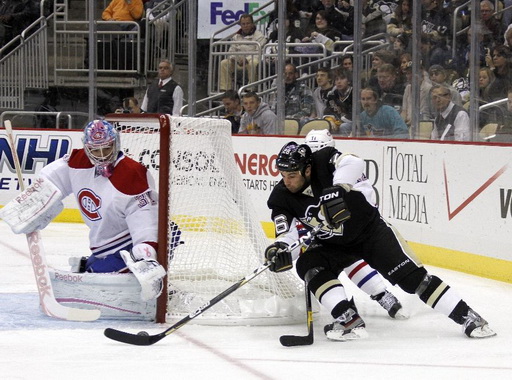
[3,120,101,321]
[280,279,314,346]
[104,223,325,346]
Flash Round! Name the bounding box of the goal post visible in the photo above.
[107,114,304,325]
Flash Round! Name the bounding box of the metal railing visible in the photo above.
[0,111,89,130]
[0,16,49,110]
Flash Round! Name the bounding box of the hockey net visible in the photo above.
[107,114,303,325]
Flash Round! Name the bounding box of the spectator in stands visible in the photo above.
[264,11,304,74]
[359,87,409,139]
[399,52,412,78]
[480,0,504,46]
[387,0,412,44]
[469,67,498,128]
[219,14,266,92]
[0,0,38,48]
[478,67,497,104]
[307,0,342,29]
[275,63,315,127]
[335,0,354,40]
[431,84,470,141]
[301,10,342,53]
[116,97,142,113]
[145,0,172,57]
[340,54,353,74]
[486,44,512,100]
[293,0,321,32]
[365,49,397,88]
[239,92,278,134]
[266,0,299,37]
[221,90,244,134]
[428,64,462,106]
[421,0,450,43]
[102,0,144,29]
[504,24,512,48]
[307,0,353,40]
[420,0,451,66]
[493,86,512,142]
[361,0,386,39]
[141,59,183,115]
[401,61,434,126]
[312,67,334,118]
[36,89,59,129]
[324,68,353,136]
[376,63,405,111]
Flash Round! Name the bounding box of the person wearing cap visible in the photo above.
[428,64,462,106]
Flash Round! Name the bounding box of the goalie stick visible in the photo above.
[3,120,100,322]
[104,223,325,346]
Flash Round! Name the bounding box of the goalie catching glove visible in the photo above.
[120,243,166,301]
[265,241,292,272]
[320,186,351,229]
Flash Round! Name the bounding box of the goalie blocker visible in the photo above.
[0,176,64,234]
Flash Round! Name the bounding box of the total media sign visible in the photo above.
[199,1,271,39]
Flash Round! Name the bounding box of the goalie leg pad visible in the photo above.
[0,176,63,234]
[120,249,166,301]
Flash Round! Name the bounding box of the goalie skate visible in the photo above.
[463,308,496,338]
[372,290,408,320]
[324,303,368,341]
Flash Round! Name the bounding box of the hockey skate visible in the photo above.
[463,308,496,338]
[371,290,408,319]
[324,300,368,341]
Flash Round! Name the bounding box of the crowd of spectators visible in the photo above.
[4,0,512,142]
[216,0,512,141]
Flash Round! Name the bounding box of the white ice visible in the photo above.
[1,222,511,380]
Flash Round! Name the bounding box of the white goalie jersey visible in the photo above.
[39,149,159,257]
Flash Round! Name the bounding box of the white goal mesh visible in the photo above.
[109,115,303,325]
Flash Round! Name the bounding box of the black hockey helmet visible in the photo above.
[276,141,312,174]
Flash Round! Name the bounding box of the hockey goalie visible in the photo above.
[0,120,181,320]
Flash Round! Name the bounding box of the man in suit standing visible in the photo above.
[141,59,184,115]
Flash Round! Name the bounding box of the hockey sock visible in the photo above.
[344,259,386,297]
[416,274,467,321]
[308,268,347,315]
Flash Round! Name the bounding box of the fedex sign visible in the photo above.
[210,2,267,25]
[199,1,271,39]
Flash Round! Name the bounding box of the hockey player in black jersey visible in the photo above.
[265,140,496,341]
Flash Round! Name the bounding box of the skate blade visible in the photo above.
[469,324,497,339]
[392,309,410,320]
[326,327,369,341]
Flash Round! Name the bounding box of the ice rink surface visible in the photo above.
[1,222,511,380]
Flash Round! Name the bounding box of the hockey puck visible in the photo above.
[137,331,149,336]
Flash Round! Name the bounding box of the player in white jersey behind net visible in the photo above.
[302,129,407,320]
[1,120,181,307]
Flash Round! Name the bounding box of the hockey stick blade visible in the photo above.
[104,262,272,345]
[280,298,314,346]
[104,224,326,345]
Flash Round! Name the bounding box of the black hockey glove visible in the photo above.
[320,186,351,229]
[265,242,292,272]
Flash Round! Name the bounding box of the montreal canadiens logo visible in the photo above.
[78,188,102,221]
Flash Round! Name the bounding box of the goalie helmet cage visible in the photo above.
[107,114,304,325]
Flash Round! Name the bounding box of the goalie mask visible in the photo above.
[276,141,312,175]
[304,129,335,152]
[83,120,120,178]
